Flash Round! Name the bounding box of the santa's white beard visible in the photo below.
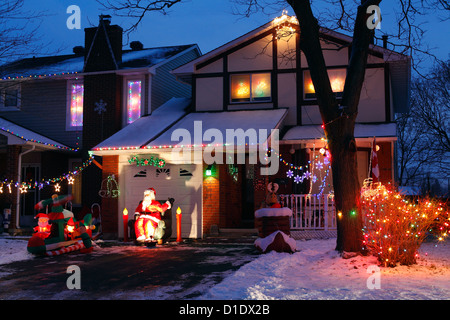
[142,199,152,209]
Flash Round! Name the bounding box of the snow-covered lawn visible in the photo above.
[201,238,450,300]
[1,235,449,300]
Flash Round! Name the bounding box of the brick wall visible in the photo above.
[82,73,122,207]
[202,164,220,235]
[100,155,119,238]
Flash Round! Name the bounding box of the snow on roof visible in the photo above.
[0,45,196,79]
[93,97,191,150]
[146,108,288,148]
[282,123,397,142]
[0,117,74,150]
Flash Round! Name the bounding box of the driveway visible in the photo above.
[0,241,259,300]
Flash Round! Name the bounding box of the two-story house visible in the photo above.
[91,14,410,240]
[0,15,200,233]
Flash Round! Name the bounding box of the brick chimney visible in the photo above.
[83,15,123,72]
[81,15,124,209]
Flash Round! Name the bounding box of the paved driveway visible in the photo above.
[0,241,259,300]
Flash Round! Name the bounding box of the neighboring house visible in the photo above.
[0,15,201,232]
[92,14,410,239]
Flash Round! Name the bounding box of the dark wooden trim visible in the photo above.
[223,56,229,111]
[272,29,278,109]
[384,63,391,122]
[301,63,384,71]
[196,29,275,71]
[296,32,303,125]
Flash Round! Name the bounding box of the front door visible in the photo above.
[241,164,255,228]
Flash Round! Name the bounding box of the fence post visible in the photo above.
[324,195,329,231]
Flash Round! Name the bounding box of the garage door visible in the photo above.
[123,162,203,238]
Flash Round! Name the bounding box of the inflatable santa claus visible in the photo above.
[134,188,171,243]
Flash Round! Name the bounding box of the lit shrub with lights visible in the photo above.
[361,184,449,267]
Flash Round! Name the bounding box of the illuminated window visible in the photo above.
[69,83,84,127]
[127,80,142,124]
[231,73,271,103]
[304,69,346,99]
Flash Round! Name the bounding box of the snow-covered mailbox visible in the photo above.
[254,207,296,254]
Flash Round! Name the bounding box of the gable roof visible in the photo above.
[172,17,409,77]
[0,45,199,80]
[92,97,191,151]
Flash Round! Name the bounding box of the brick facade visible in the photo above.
[100,155,119,238]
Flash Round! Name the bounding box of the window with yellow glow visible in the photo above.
[127,80,142,124]
[70,83,84,127]
[231,73,271,103]
[304,69,346,99]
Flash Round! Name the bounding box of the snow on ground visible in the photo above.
[1,234,449,300]
[200,238,450,300]
[0,235,32,277]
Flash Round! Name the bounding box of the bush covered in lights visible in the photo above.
[361,184,449,267]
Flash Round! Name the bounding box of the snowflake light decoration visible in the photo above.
[94,99,107,115]
[286,169,294,178]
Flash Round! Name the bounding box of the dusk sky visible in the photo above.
[16,0,450,73]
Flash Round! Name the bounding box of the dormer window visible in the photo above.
[230,73,271,103]
[304,69,346,99]
[0,84,21,110]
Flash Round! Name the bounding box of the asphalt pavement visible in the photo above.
[0,240,260,300]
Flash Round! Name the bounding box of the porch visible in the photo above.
[280,194,337,231]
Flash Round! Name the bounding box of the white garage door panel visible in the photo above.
[123,163,202,239]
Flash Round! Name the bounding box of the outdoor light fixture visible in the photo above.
[205,165,213,177]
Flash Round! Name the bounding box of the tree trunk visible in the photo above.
[326,116,363,252]
[289,0,379,253]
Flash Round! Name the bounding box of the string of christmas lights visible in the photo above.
[0,126,78,151]
[0,156,94,194]
[361,183,450,266]
[0,71,79,81]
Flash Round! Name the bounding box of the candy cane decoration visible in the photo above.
[45,241,85,256]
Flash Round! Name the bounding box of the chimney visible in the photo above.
[130,41,144,51]
[73,46,85,56]
[83,15,123,72]
[382,35,388,49]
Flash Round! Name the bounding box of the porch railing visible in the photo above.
[280,194,337,231]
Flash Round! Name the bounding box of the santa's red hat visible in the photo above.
[144,188,156,196]
[35,213,49,219]
[67,217,75,226]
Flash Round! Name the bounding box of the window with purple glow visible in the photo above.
[70,83,83,127]
[127,80,142,124]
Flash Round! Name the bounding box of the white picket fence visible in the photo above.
[280,194,337,231]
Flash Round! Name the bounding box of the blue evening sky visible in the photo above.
[19,0,450,72]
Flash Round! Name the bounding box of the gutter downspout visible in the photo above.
[15,145,35,229]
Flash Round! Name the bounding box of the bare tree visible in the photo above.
[96,0,184,33]
[0,0,50,66]
[96,0,449,253]
[397,60,450,192]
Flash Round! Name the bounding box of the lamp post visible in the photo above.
[176,207,182,243]
[123,208,128,242]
